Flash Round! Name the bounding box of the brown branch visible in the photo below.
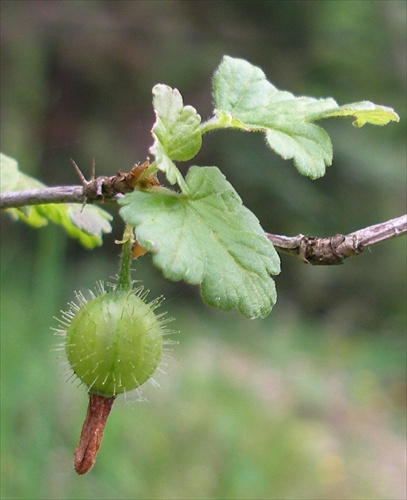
[267,214,407,265]
[0,159,157,209]
[0,185,88,208]
[1,176,405,266]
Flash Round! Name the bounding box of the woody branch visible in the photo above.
[1,183,406,266]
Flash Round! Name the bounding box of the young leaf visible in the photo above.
[210,56,399,179]
[119,166,280,319]
[150,84,202,190]
[316,101,400,127]
[0,153,112,248]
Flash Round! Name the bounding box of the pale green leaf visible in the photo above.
[150,84,202,189]
[265,123,332,179]
[210,56,399,178]
[0,152,112,248]
[119,166,280,318]
[149,141,188,191]
[317,101,400,127]
[211,56,336,178]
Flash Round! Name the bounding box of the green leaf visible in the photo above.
[210,56,399,178]
[119,166,280,319]
[318,101,400,127]
[264,123,332,179]
[211,56,336,179]
[150,84,202,190]
[0,152,45,193]
[0,153,112,248]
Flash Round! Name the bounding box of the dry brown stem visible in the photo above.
[74,393,115,475]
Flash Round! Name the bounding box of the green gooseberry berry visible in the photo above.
[62,286,170,397]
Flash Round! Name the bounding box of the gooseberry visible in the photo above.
[57,283,173,398]
[51,227,176,474]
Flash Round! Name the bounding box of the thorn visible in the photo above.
[90,158,96,181]
[70,159,88,187]
[70,159,92,211]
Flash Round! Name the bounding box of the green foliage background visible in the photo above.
[1,1,405,499]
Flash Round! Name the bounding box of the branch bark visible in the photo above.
[0,185,87,208]
[0,160,156,209]
[267,214,407,265]
[1,184,406,266]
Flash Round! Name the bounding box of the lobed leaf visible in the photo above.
[211,56,399,178]
[119,166,280,318]
[0,153,112,248]
[150,84,202,190]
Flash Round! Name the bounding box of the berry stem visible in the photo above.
[74,393,115,475]
[116,225,134,292]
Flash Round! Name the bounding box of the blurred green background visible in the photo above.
[1,1,406,499]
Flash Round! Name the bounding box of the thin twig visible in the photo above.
[0,185,88,208]
[0,159,156,209]
[267,214,407,265]
[1,182,405,266]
